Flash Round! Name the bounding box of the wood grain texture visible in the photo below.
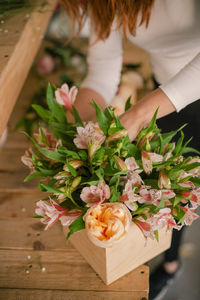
[0,0,57,138]
[0,249,148,293]
[0,289,148,300]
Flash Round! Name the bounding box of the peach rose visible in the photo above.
[83,203,132,248]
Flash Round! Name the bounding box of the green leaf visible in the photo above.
[66,160,77,177]
[90,101,109,135]
[24,171,43,182]
[126,143,140,159]
[36,167,61,176]
[147,108,159,133]
[167,168,183,181]
[190,176,200,186]
[174,131,184,155]
[159,134,164,154]
[156,193,165,210]
[173,196,182,207]
[150,124,187,149]
[72,105,84,126]
[66,215,85,241]
[104,106,116,122]
[125,96,132,111]
[78,150,88,161]
[46,83,66,124]
[154,230,159,242]
[110,186,121,202]
[58,146,80,159]
[23,132,66,163]
[184,162,200,172]
[95,168,104,180]
[182,147,200,155]
[32,104,51,123]
[39,182,62,194]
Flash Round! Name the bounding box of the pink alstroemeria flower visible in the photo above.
[21,148,35,173]
[141,150,163,174]
[162,143,175,161]
[135,208,180,239]
[139,188,175,206]
[55,83,78,111]
[80,181,110,207]
[185,158,200,176]
[134,218,154,239]
[181,205,199,226]
[34,128,61,151]
[126,171,144,188]
[125,157,141,172]
[181,188,200,209]
[149,208,180,231]
[35,198,82,230]
[120,180,141,211]
[158,169,171,189]
[74,122,106,158]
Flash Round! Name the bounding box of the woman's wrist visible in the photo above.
[120,88,176,141]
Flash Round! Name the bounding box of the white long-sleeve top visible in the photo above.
[81,0,200,112]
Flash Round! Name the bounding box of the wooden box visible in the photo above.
[63,223,172,285]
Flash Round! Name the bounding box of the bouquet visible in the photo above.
[22,83,200,248]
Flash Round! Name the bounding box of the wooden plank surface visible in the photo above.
[0,0,57,138]
[0,289,148,300]
[0,248,149,292]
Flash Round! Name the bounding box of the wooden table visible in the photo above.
[0,0,57,138]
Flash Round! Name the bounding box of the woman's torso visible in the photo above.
[127,0,200,83]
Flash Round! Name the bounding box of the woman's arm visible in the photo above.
[120,87,176,141]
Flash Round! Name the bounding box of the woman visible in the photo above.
[62,1,200,299]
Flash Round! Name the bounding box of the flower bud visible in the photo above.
[107,129,128,141]
[114,155,127,171]
[63,160,83,171]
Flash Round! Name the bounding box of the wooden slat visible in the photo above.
[0,191,44,218]
[0,147,37,190]
[0,0,57,138]
[0,288,148,300]
[0,249,149,293]
[0,218,68,251]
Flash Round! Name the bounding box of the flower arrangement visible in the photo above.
[22,83,200,248]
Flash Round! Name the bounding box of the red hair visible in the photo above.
[61,0,155,40]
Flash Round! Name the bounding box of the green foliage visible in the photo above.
[66,215,85,241]
[125,96,132,111]
[22,82,200,243]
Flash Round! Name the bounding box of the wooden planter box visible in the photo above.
[63,223,172,285]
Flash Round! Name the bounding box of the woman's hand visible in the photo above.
[120,88,176,141]
[67,88,107,123]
